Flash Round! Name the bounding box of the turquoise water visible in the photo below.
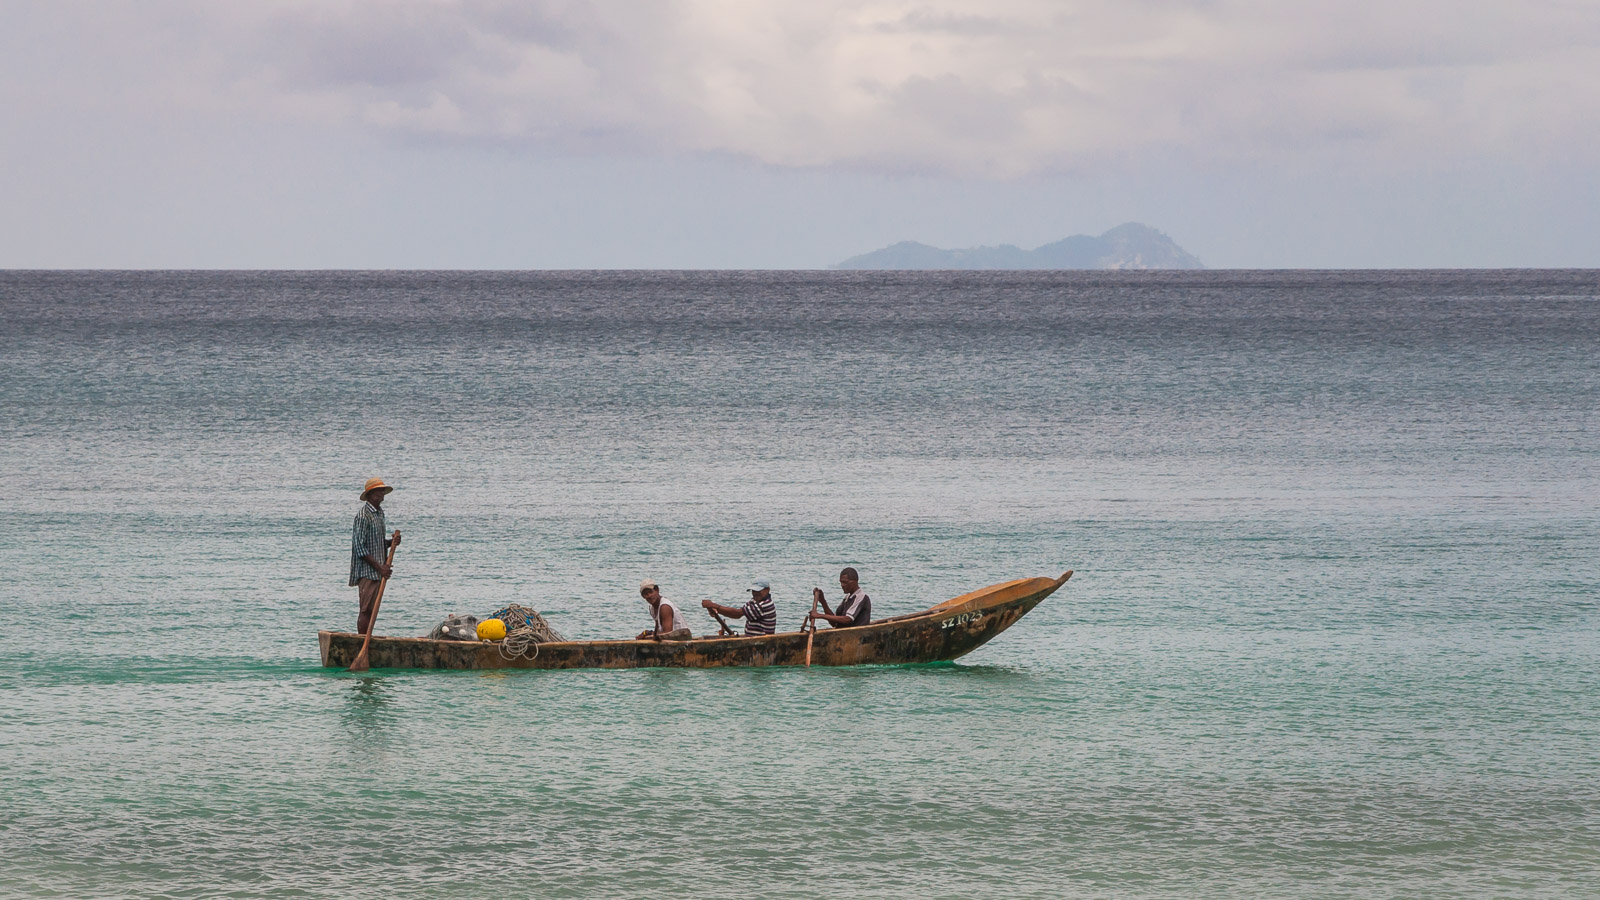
[3,270,1598,898]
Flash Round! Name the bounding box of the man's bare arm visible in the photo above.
[810,610,852,626]
[701,600,746,619]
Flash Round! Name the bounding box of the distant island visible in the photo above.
[834,222,1204,270]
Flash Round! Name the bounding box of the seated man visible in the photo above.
[701,579,778,636]
[636,580,692,640]
[809,567,871,629]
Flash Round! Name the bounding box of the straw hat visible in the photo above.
[360,477,395,500]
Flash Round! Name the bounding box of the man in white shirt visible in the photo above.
[810,567,872,629]
[636,580,692,640]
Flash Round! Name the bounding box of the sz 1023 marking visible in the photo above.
[940,611,983,630]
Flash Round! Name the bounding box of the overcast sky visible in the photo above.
[3,0,1598,268]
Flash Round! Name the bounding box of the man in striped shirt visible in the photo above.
[810,567,871,629]
[701,579,778,636]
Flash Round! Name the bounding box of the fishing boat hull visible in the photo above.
[319,572,1070,671]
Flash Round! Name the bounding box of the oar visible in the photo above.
[804,590,820,667]
[708,608,735,637]
[348,533,398,673]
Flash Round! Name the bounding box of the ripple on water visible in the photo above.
[3,270,1599,898]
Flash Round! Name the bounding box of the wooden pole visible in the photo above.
[804,591,820,667]
[708,608,735,636]
[348,533,397,673]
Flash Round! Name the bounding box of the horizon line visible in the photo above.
[4,266,1598,274]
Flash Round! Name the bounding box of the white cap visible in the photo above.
[640,579,659,592]
[749,579,771,592]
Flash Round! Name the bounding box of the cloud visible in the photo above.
[13,0,1600,176]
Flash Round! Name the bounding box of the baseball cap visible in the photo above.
[749,579,771,592]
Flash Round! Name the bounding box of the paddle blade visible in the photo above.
[348,640,372,672]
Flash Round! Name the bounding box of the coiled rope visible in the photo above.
[489,604,565,660]
[499,626,542,660]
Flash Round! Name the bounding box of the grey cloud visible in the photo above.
[873,10,1015,35]
[258,16,482,89]
[12,0,1600,176]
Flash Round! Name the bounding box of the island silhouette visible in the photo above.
[835,222,1203,270]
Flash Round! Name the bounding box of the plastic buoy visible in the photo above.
[477,618,507,641]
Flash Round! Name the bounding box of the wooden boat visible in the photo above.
[319,571,1070,671]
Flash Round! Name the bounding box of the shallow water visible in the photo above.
[2,270,1598,898]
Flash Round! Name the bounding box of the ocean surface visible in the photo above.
[2,269,1597,899]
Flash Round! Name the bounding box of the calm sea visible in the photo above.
[2,270,1598,898]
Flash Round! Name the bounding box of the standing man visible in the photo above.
[702,579,778,636]
[809,567,871,629]
[350,477,400,635]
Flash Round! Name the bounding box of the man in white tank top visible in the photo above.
[636,580,692,641]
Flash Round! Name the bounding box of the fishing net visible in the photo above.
[427,613,480,641]
[487,604,567,659]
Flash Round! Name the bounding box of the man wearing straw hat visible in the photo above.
[350,477,401,635]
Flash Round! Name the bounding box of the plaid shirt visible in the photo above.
[349,502,389,585]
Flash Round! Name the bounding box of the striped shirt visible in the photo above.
[348,502,388,586]
[741,594,777,636]
[834,589,871,627]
